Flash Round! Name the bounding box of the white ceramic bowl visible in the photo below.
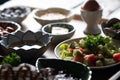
[33,8,71,26]
[41,22,75,44]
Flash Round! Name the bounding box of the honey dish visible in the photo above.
[0,30,52,64]
[33,7,71,26]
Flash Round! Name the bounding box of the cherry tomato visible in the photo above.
[84,54,97,66]
[77,47,87,54]
[69,48,73,53]
[113,53,120,62]
[73,55,83,62]
[84,54,97,61]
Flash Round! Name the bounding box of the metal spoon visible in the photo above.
[109,70,120,80]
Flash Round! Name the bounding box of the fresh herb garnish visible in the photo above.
[112,22,120,29]
[1,53,21,66]
[83,35,107,54]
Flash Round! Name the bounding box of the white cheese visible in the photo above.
[52,27,69,35]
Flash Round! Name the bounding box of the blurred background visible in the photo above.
[0,0,120,19]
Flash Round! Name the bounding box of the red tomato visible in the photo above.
[84,54,97,66]
[69,48,73,53]
[84,54,97,61]
[113,53,120,62]
[76,47,86,54]
[73,55,83,62]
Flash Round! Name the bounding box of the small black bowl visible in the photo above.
[101,18,120,39]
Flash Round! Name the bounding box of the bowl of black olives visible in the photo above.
[0,6,31,24]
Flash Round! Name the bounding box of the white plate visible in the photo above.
[54,37,120,70]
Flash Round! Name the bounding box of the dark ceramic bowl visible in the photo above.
[101,18,120,40]
[0,21,21,39]
[41,22,75,44]
[0,30,52,64]
[36,58,92,80]
[0,6,31,24]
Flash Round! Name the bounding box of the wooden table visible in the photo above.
[0,0,120,80]
[22,12,120,80]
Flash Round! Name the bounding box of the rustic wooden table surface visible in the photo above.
[0,0,120,80]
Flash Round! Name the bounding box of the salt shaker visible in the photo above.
[80,0,103,35]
